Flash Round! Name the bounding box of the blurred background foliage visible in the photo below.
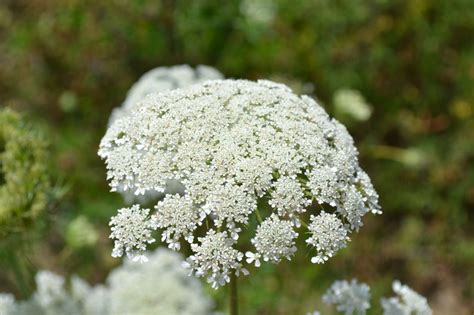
[0,0,473,314]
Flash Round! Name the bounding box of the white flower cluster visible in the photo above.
[99,79,381,288]
[322,279,371,315]
[306,211,350,264]
[311,279,432,315]
[246,214,298,266]
[184,230,248,289]
[109,205,157,262]
[109,65,223,205]
[381,281,432,315]
[109,64,224,125]
[0,249,213,315]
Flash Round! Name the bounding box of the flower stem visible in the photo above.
[230,273,238,315]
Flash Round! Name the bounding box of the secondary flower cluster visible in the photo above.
[309,279,432,315]
[0,249,213,315]
[0,108,51,239]
[99,79,381,288]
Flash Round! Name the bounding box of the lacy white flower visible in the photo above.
[306,211,350,264]
[0,249,213,315]
[106,248,213,315]
[152,194,201,250]
[0,294,16,315]
[109,205,157,262]
[246,214,297,266]
[109,64,224,124]
[322,279,371,315]
[309,279,432,315]
[99,79,381,287]
[381,280,432,315]
[184,230,248,289]
[109,65,223,205]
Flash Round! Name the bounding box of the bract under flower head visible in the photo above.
[99,79,381,288]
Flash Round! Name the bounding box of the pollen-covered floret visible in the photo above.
[322,279,371,315]
[306,211,350,264]
[184,230,247,289]
[246,214,298,266]
[109,205,156,262]
[99,79,381,286]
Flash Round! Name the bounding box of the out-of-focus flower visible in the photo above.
[381,281,432,315]
[311,279,431,315]
[107,248,213,314]
[0,108,51,239]
[322,279,371,315]
[0,294,16,314]
[109,64,224,125]
[0,248,213,315]
[333,89,372,122]
[99,79,381,288]
[240,0,277,25]
[65,216,99,249]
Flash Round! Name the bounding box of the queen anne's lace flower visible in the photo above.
[322,279,371,315]
[0,249,213,315]
[381,281,432,315]
[108,65,223,205]
[99,79,381,287]
[0,294,16,314]
[109,205,156,262]
[306,211,350,264]
[310,279,432,315]
[109,65,224,125]
[268,175,311,224]
[152,194,201,250]
[246,214,298,266]
[184,230,248,289]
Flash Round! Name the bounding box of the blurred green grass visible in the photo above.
[0,0,473,314]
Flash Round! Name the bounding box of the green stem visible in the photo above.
[230,273,238,315]
[255,208,263,223]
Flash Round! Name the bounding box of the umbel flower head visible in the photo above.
[313,279,432,315]
[108,65,223,205]
[99,79,381,288]
[0,248,213,315]
[0,108,51,239]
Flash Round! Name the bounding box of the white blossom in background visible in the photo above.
[240,0,276,25]
[109,64,224,125]
[381,281,432,315]
[309,279,431,315]
[0,294,16,314]
[333,89,372,122]
[99,79,381,288]
[107,248,213,315]
[109,65,224,205]
[0,249,213,315]
[322,279,371,315]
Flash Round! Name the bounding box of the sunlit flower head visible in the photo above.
[99,79,381,288]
